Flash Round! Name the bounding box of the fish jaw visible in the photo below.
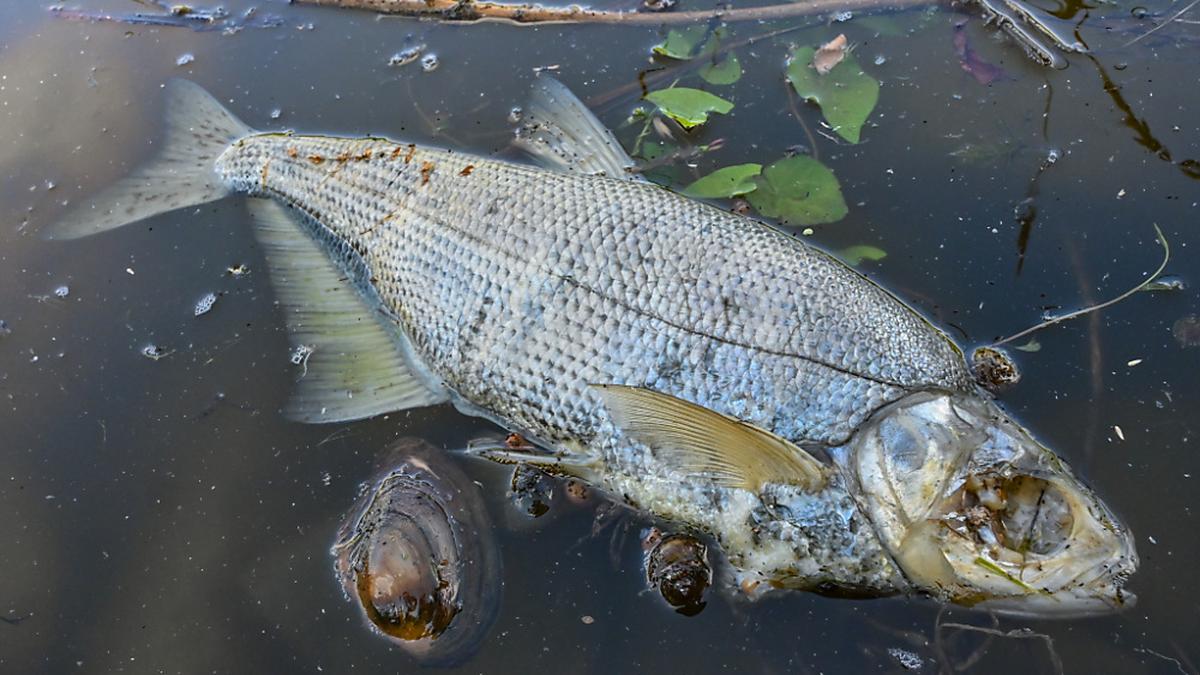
[847,391,1137,617]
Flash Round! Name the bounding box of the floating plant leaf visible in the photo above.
[645,88,734,129]
[683,163,762,198]
[699,53,743,85]
[652,26,709,59]
[838,244,887,265]
[746,156,847,225]
[787,46,880,144]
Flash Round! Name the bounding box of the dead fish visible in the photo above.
[47,77,1136,617]
[331,438,501,665]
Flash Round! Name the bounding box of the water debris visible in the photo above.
[420,53,440,72]
[509,464,555,518]
[642,528,712,616]
[832,10,854,21]
[1173,315,1200,348]
[971,346,1021,392]
[290,344,316,377]
[1014,337,1041,352]
[193,292,219,316]
[953,20,1007,85]
[53,285,70,299]
[1114,425,1125,441]
[140,344,171,360]
[991,224,1171,348]
[269,108,283,121]
[0,319,10,337]
[1127,358,1143,367]
[887,647,924,671]
[812,33,849,75]
[50,1,285,32]
[643,0,676,11]
[580,614,595,624]
[1140,274,1186,292]
[387,44,425,67]
[176,53,196,67]
[507,107,523,124]
[225,263,250,277]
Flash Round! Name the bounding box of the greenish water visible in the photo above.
[0,1,1196,672]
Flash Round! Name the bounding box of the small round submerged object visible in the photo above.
[1173,315,1200,348]
[332,438,501,665]
[970,346,1021,393]
[642,528,712,616]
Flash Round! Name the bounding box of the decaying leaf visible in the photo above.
[683,163,762,198]
[645,87,734,129]
[787,46,880,144]
[746,155,848,225]
[812,33,848,75]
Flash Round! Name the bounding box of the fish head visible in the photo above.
[850,391,1137,617]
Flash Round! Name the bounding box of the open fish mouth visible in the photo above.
[916,469,1138,617]
[853,391,1138,617]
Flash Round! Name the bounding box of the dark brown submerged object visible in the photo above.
[643,528,712,616]
[332,438,501,665]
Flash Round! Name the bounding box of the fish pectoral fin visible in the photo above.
[593,384,828,493]
[468,439,599,482]
[514,76,639,180]
[247,198,449,423]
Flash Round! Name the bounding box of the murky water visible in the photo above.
[1,0,1197,672]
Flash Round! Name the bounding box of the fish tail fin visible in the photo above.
[43,79,252,240]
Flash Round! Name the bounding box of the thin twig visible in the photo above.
[1123,0,1200,46]
[991,224,1170,348]
[938,622,1064,675]
[297,0,942,25]
[786,85,821,162]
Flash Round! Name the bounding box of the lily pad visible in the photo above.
[787,46,880,144]
[652,26,709,59]
[645,87,734,129]
[838,244,887,265]
[746,156,848,225]
[699,52,742,85]
[683,163,762,198]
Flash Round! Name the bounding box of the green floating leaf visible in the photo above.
[652,26,708,60]
[683,163,762,198]
[838,244,887,265]
[645,87,734,129]
[746,156,848,225]
[699,52,742,85]
[786,46,880,144]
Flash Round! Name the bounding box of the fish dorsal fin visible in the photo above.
[246,198,449,423]
[594,385,828,492]
[514,76,638,180]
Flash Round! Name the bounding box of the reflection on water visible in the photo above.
[1,0,1197,673]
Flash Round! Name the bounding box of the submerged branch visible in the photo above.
[295,0,941,25]
[991,224,1171,348]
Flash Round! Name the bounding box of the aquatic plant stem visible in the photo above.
[296,0,941,25]
[991,224,1170,348]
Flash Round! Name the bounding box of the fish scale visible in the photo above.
[219,134,972,448]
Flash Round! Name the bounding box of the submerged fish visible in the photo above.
[49,78,1136,617]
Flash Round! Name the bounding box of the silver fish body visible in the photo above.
[52,79,1136,615]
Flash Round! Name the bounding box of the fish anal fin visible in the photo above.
[246,198,449,423]
[514,76,638,180]
[594,384,828,492]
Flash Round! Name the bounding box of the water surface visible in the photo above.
[1,0,1197,672]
